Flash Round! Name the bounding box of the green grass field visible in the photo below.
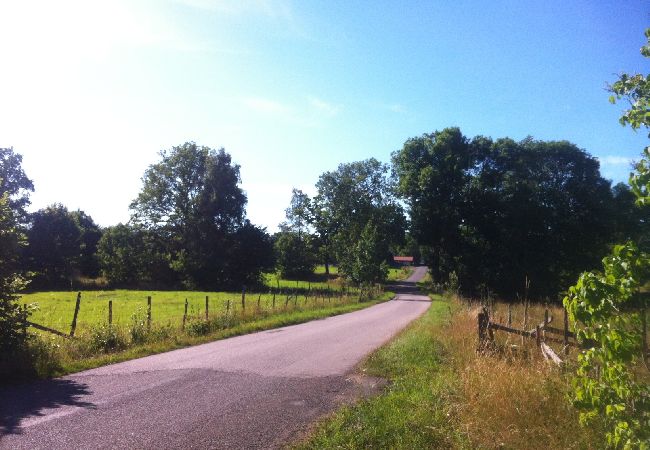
[20,287,361,333]
[19,265,407,335]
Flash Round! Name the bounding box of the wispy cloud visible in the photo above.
[174,0,294,21]
[599,156,634,166]
[243,97,291,114]
[386,103,408,114]
[308,96,340,116]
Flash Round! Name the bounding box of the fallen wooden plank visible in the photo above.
[27,321,71,338]
[541,342,563,365]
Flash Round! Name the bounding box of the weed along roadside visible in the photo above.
[6,282,395,381]
[296,293,604,450]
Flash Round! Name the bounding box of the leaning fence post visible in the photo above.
[477,306,490,351]
[205,296,209,321]
[507,303,512,327]
[108,300,113,325]
[69,292,81,337]
[147,296,152,331]
[563,306,570,356]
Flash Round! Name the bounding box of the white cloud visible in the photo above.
[243,97,291,114]
[173,0,294,21]
[387,103,407,114]
[599,156,634,166]
[308,96,340,116]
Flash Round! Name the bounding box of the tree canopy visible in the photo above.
[129,142,271,289]
[393,128,620,299]
[313,158,405,284]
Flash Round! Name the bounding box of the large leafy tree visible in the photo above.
[0,147,34,225]
[274,189,317,279]
[0,189,29,368]
[0,149,31,371]
[24,204,83,289]
[392,128,481,284]
[70,210,102,278]
[130,142,262,289]
[97,224,156,286]
[314,158,405,284]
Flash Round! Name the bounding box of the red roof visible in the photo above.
[393,256,414,263]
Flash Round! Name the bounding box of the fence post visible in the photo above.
[477,306,490,351]
[108,300,113,325]
[226,299,230,313]
[536,324,541,347]
[241,286,246,312]
[272,293,276,309]
[563,306,570,356]
[22,304,28,336]
[205,296,209,321]
[183,299,188,330]
[642,306,648,366]
[147,296,152,331]
[507,303,512,327]
[69,292,81,337]
[257,294,261,311]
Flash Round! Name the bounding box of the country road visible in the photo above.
[0,267,431,449]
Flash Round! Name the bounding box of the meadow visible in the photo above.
[20,265,411,334]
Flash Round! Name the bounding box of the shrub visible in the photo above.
[88,324,127,353]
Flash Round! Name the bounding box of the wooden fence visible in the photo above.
[477,304,577,365]
[23,283,384,338]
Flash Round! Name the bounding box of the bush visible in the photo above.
[129,307,149,344]
[88,324,127,353]
[186,319,211,336]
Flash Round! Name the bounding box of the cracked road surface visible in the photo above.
[0,267,430,449]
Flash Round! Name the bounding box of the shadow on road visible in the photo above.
[0,378,94,436]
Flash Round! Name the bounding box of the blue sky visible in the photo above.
[0,0,648,231]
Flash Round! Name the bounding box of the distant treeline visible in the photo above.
[0,127,644,298]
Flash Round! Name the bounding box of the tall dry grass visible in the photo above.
[441,296,603,449]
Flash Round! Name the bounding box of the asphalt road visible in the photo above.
[1,267,431,449]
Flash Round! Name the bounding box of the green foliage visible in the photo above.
[0,190,29,358]
[24,204,102,288]
[564,243,650,448]
[608,29,650,135]
[98,224,149,285]
[129,306,149,344]
[337,221,389,285]
[129,142,272,289]
[0,147,34,225]
[87,324,127,353]
[564,29,650,449]
[313,158,405,284]
[274,231,316,279]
